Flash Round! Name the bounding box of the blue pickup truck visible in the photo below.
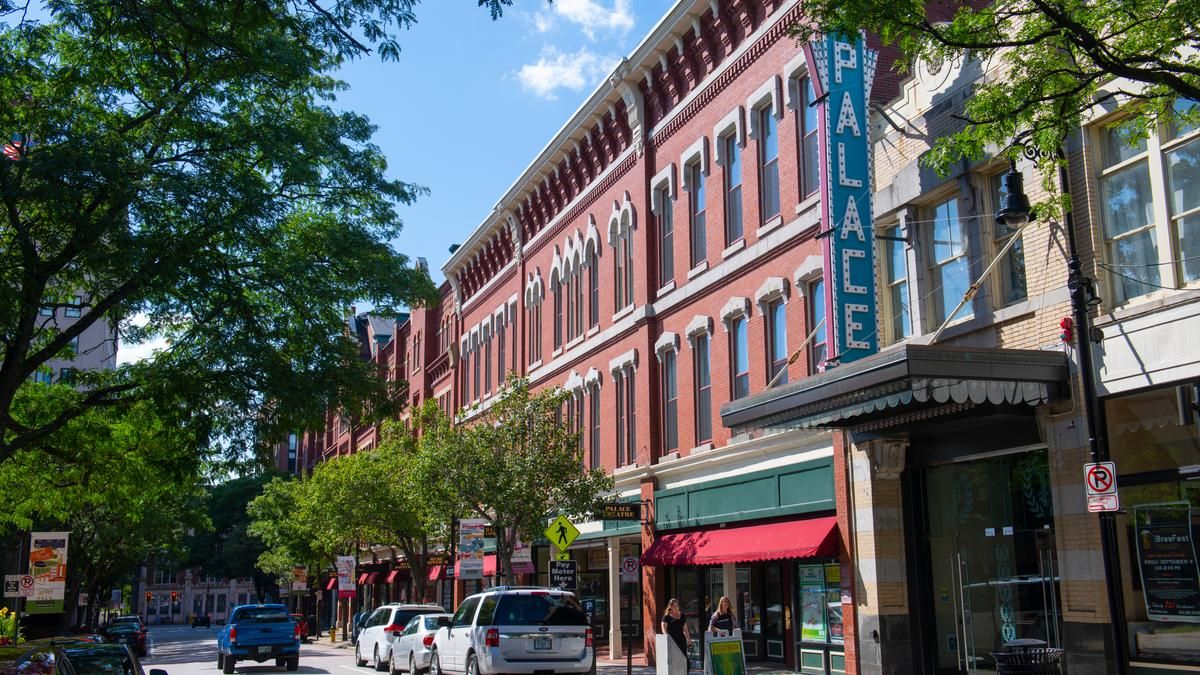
[217,604,300,673]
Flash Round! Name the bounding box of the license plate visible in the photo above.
[258,646,272,654]
[533,637,551,650]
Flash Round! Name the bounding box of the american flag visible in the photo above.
[4,134,26,161]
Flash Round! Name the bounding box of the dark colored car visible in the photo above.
[101,622,147,656]
[351,610,369,645]
[192,614,211,628]
[109,616,144,631]
[12,640,165,675]
[289,614,308,643]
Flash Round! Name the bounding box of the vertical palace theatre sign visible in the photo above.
[805,33,879,365]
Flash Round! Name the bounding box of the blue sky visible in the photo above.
[332,0,675,284]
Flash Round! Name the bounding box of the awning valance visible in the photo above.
[641,516,838,566]
[427,565,444,582]
[721,344,1067,434]
[357,572,369,584]
[385,570,401,583]
[453,554,497,578]
[325,578,337,591]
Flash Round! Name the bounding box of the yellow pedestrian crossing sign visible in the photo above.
[545,515,579,551]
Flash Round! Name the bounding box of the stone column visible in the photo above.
[722,563,737,612]
[848,437,912,675]
[609,536,624,659]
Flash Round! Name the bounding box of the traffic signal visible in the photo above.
[145,591,152,602]
[170,591,178,602]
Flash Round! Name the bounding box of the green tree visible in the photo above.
[414,377,613,582]
[0,395,207,628]
[793,0,1200,175]
[185,472,285,602]
[0,0,538,466]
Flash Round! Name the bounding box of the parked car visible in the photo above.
[428,587,593,675]
[109,615,145,631]
[217,604,299,673]
[354,604,446,672]
[101,621,148,656]
[386,613,451,675]
[13,640,165,675]
[290,614,309,642]
[192,613,212,628]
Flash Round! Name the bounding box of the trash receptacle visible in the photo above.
[991,639,1064,674]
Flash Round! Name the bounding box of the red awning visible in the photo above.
[641,516,839,566]
[386,570,400,584]
[357,572,369,584]
[367,572,382,584]
[427,565,443,582]
[453,554,497,578]
[325,578,337,591]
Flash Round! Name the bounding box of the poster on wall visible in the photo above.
[458,518,487,580]
[511,532,534,575]
[1133,503,1200,622]
[798,565,826,642]
[26,532,69,614]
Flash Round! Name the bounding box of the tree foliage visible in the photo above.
[0,0,542,467]
[184,472,283,600]
[793,0,1200,174]
[414,377,613,581]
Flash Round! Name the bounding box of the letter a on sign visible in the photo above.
[804,33,879,365]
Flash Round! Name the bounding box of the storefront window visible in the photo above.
[1108,384,1200,666]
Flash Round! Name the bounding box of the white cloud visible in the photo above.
[532,9,556,33]
[516,47,618,100]
[552,0,634,39]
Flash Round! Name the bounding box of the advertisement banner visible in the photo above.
[292,566,308,592]
[703,634,747,675]
[336,556,356,599]
[458,518,487,580]
[510,530,534,575]
[29,532,68,602]
[1134,503,1200,622]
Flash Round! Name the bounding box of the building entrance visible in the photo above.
[918,449,1063,673]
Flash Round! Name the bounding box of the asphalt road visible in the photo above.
[139,626,658,675]
[141,625,364,675]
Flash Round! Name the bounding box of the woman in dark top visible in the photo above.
[707,595,739,634]
[660,598,692,661]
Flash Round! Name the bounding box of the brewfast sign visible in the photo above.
[805,33,879,365]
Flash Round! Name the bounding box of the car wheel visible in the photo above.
[465,653,478,675]
[409,653,418,675]
[428,651,441,675]
[356,643,368,668]
[286,656,299,672]
[276,658,286,668]
[375,646,388,672]
[223,655,236,674]
[388,652,399,675]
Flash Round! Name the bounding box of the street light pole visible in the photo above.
[997,147,1129,674]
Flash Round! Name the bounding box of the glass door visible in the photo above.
[924,450,1062,674]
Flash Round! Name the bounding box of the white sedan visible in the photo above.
[388,613,451,675]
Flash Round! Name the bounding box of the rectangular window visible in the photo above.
[1099,124,1157,303]
[688,161,707,267]
[553,284,563,349]
[622,230,634,308]
[473,348,480,400]
[534,303,542,361]
[657,185,674,287]
[573,269,584,337]
[589,384,601,469]
[989,174,1028,305]
[661,351,678,452]
[724,133,743,244]
[33,369,52,384]
[758,107,780,221]
[497,323,506,383]
[614,241,625,311]
[798,77,820,198]
[884,225,912,341]
[68,335,80,356]
[588,256,599,327]
[574,392,584,452]
[730,316,749,400]
[39,306,53,317]
[1167,100,1200,285]
[693,334,712,443]
[65,295,82,318]
[624,368,636,465]
[809,279,827,371]
[615,370,626,466]
[767,300,787,386]
[929,197,972,324]
[59,368,75,385]
[483,333,492,394]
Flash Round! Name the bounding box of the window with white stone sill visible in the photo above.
[927,195,973,325]
[882,224,912,343]
[1096,100,1200,305]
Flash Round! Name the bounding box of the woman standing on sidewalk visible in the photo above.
[660,598,692,667]
[707,596,739,635]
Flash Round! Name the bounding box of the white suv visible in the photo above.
[429,587,593,675]
[356,604,447,671]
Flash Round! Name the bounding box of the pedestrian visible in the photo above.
[707,596,739,635]
[660,598,692,670]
